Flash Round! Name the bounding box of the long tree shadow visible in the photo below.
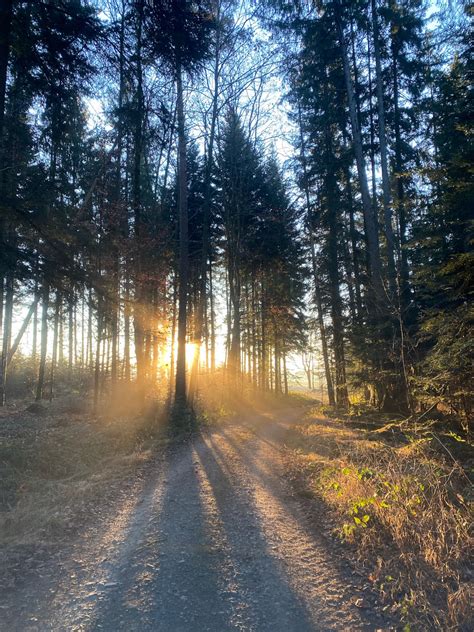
[193,431,320,632]
[91,426,319,632]
[2,451,171,632]
[215,424,394,630]
[89,439,240,631]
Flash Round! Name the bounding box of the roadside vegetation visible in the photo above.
[0,387,168,589]
[284,404,473,630]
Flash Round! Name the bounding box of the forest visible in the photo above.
[0,1,472,631]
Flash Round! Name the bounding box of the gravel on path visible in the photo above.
[0,406,395,631]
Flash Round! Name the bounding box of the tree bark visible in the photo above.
[371,0,397,297]
[7,295,39,367]
[133,0,145,386]
[335,1,384,303]
[0,271,13,405]
[391,36,410,305]
[189,4,221,400]
[174,61,189,404]
[326,168,349,408]
[35,283,49,402]
[0,0,13,143]
[93,304,102,413]
[297,103,335,406]
[49,293,60,401]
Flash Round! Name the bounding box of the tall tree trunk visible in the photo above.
[0,271,13,405]
[88,289,93,371]
[133,1,145,386]
[0,0,13,143]
[344,161,363,318]
[7,295,39,367]
[35,283,49,402]
[189,5,221,400]
[260,285,268,391]
[335,1,384,302]
[228,266,241,376]
[0,0,14,404]
[93,304,102,413]
[297,103,335,406]
[174,61,189,404]
[32,282,38,366]
[81,292,85,369]
[326,169,349,408]
[49,293,60,401]
[124,275,131,381]
[312,255,335,407]
[58,297,63,365]
[68,298,74,373]
[366,28,379,246]
[169,274,178,393]
[391,37,410,305]
[209,260,216,372]
[111,0,126,388]
[371,0,397,297]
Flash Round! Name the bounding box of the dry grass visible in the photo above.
[285,408,473,631]
[0,392,167,549]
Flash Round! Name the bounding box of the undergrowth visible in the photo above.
[0,393,167,548]
[285,407,473,631]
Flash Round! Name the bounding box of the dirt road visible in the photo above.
[1,406,394,631]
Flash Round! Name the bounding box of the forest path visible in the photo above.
[1,405,393,631]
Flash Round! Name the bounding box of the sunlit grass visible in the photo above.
[285,412,472,630]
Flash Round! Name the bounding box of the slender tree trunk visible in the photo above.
[251,276,257,385]
[93,305,102,413]
[313,266,335,407]
[68,298,74,373]
[261,287,268,391]
[327,169,349,408]
[335,1,384,302]
[391,39,410,304]
[371,0,397,297]
[49,293,60,401]
[124,276,131,381]
[229,275,241,375]
[345,169,363,319]
[111,0,126,388]
[7,295,39,367]
[133,2,145,387]
[274,335,280,394]
[0,0,13,406]
[209,260,216,372]
[88,289,93,371]
[0,0,13,143]
[169,274,178,393]
[58,297,64,365]
[367,30,379,246]
[174,61,189,404]
[32,282,38,366]
[189,10,221,399]
[0,271,13,405]
[283,350,288,396]
[297,103,335,405]
[36,283,49,402]
[73,302,77,366]
[111,274,119,387]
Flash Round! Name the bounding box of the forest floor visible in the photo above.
[0,396,399,631]
[0,395,471,631]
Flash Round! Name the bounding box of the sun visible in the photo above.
[185,342,197,368]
